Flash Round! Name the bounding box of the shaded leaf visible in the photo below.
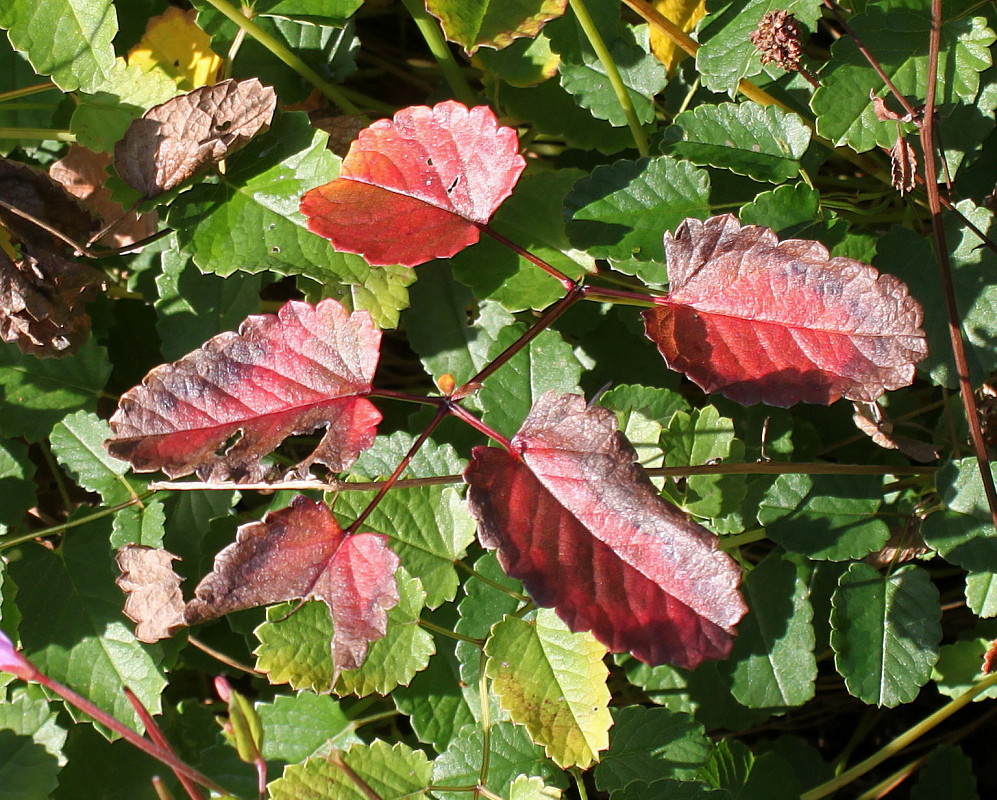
[114,545,186,643]
[0,440,35,532]
[114,78,277,198]
[831,563,941,706]
[0,690,68,766]
[465,392,746,669]
[0,730,60,800]
[300,101,526,267]
[922,459,997,572]
[127,6,222,89]
[594,706,711,789]
[486,608,612,769]
[257,692,360,763]
[426,0,568,54]
[931,637,997,702]
[643,215,926,406]
[0,0,117,93]
[186,496,400,673]
[911,746,979,800]
[107,299,381,482]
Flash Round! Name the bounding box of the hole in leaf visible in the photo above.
[447,176,460,194]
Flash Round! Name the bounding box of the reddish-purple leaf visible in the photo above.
[106,299,381,482]
[464,392,747,669]
[300,101,526,267]
[184,495,400,672]
[643,215,927,407]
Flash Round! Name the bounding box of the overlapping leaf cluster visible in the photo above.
[0,0,996,798]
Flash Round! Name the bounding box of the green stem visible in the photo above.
[571,768,589,800]
[0,82,56,104]
[570,0,649,156]
[455,560,531,604]
[418,618,485,646]
[0,128,75,142]
[399,0,477,107]
[197,0,361,115]
[801,670,997,799]
[717,529,769,551]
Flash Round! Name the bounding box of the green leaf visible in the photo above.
[509,775,563,800]
[698,739,802,800]
[931,638,997,702]
[663,103,811,183]
[831,563,941,706]
[334,486,476,609]
[9,515,167,734]
[611,780,728,800]
[0,338,111,442]
[450,169,594,312]
[599,384,690,424]
[558,25,666,127]
[167,112,372,282]
[564,156,711,262]
[270,740,432,800]
[254,571,434,697]
[758,474,890,560]
[49,411,133,502]
[53,724,169,800]
[232,0,362,24]
[433,721,568,800]
[109,496,166,549]
[403,263,515,386]
[911,745,979,800]
[0,39,64,151]
[477,33,560,86]
[696,0,822,93]
[154,248,263,361]
[257,692,360,763]
[661,406,746,519]
[738,183,820,232]
[594,706,711,790]
[922,459,997,572]
[485,608,611,769]
[812,10,995,152]
[717,552,816,709]
[966,571,997,617]
[326,264,416,331]
[352,431,467,479]
[0,0,117,92]
[392,636,475,751]
[70,58,179,152]
[0,730,60,800]
[425,0,568,54]
[0,440,35,532]
[0,690,67,766]
[479,327,583,438]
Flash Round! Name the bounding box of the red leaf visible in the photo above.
[464,392,746,669]
[184,496,400,672]
[300,101,526,267]
[643,215,927,407]
[107,299,381,482]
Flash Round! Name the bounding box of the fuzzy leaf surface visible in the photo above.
[426,0,568,54]
[485,608,612,768]
[107,299,381,482]
[300,101,525,266]
[831,563,941,707]
[186,496,400,672]
[643,215,926,406]
[465,392,747,669]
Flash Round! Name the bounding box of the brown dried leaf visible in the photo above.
[114,78,278,198]
[308,111,365,157]
[49,145,158,248]
[0,157,98,248]
[890,135,917,196]
[864,522,931,568]
[851,401,939,463]
[115,545,187,643]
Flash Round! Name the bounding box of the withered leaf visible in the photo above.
[185,496,400,673]
[106,299,382,482]
[114,78,277,198]
[115,545,186,643]
[643,215,927,407]
[851,401,939,463]
[465,392,747,669]
[890,135,917,196]
[0,157,99,248]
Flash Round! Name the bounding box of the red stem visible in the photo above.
[920,0,997,530]
[481,224,577,289]
[447,403,515,452]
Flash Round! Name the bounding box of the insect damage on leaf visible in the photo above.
[0,157,106,357]
[300,100,526,267]
[113,77,277,198]
[643,214,927,407]
[464,392,747,669]
[106,299,382,482]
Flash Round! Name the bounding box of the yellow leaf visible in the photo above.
[127,7,222,90]
[649,0,706,75]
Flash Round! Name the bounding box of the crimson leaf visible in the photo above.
[185,496,400,673]
[643,215,927,406]
[464,392,747,669]
[300,101,526,267]
[106,299,381,482]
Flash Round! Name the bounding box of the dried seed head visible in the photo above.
[750,10,805,72]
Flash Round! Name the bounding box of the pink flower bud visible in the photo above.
[214,674,233,702]
[0,630,38,681]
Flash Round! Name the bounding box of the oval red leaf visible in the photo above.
[300,101,526,267]
[107,299,381,482]
[464,392,746,669]
[643,215,927,406]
